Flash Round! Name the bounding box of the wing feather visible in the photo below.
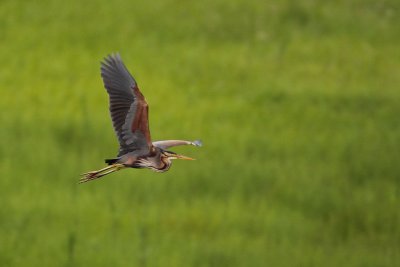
[100,53,152,156]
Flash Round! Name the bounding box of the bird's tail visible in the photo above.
[79,164,125,184]
[105,158,119,165]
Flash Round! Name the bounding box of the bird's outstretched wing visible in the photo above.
[153,140,202,150]
[101,53,152,156]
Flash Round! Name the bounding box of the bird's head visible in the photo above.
[162,150,195,161]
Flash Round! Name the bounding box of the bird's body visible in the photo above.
[107,146,171,172]
[80,53,201,183]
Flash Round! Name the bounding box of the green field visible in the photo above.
[1,0,399,266]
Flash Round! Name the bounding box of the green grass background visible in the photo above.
[1,0,399,266]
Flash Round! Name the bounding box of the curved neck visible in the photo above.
[158,156,172,172]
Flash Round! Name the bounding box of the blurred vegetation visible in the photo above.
[0,0,399,266]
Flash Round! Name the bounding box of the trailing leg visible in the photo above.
[79,164,125,184]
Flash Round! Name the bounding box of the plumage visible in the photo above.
[80,53,201,183]
[100,53,152,156]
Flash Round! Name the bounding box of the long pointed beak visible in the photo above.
[175,154,195,160]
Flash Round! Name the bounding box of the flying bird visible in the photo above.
[80,53,201,183]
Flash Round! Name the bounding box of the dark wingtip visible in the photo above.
[101,52,121,67]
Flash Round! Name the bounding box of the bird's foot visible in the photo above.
[79,171,102,184]
[79,164,125,184]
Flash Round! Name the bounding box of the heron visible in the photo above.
[80,53,201,183]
